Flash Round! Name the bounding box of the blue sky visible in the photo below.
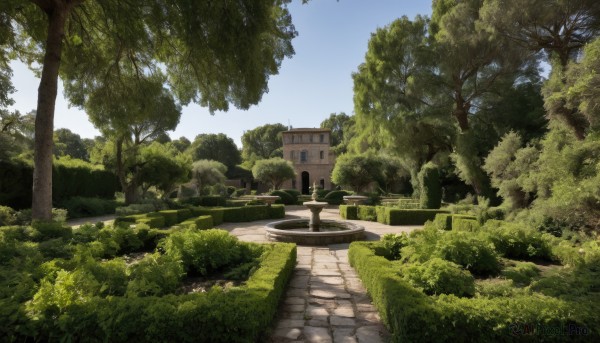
[9,0,432,147]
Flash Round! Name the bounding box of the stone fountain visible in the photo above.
[265,183,365,245]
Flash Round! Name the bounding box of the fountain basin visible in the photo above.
[265,219,365,245]
[255,195,280,206]
[343,195,368,206]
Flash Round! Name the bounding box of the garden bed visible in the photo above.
[348,220,600,342]
[0,222,296,342]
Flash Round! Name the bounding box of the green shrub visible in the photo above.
[381,233,409,260]
[126,253,185,297]
[175,209,192,221]
[135,215,165,229]
[0,205,17,226]
[501,261,540,286]
[348,241,599,342]
[179,215,213,230]
[30,221,73,242]
[180,196,227,207]
[399,258,475,297]
[381,208,450,225]
[190,206,225,225]
[323,190,351,205]
[59,197,117,218]
[418,162,442,209]
[432,213,452,230]
[357,205,377,221]
[339,205,358,220]
[221,205,273,222]
[163,229,243,275]
[484,221,553,261]
[268,204,285,219]
[115,203,156,216]
[270,190,296,205]
[452,215,480,231]
[434,230,501,276]
[158,210,179,227]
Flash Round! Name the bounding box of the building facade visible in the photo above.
[281,128,335,194]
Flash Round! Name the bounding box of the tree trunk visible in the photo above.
[31,4,69,220]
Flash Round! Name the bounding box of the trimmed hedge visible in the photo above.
[339,205,358,220]
[270,190,297,205]
[349,241,599,342]
[191,207,225,225]
[432,213,453,230]
[357,205,377,222]
[323,190,351,205]
[381,208,450,226]
[180,196,227,207]
[159,210,179,227]
[452,215,479,231]
[135,216,166,229]
[418,162,442,209]
[179,215,213,231]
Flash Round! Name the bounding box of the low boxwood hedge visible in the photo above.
[452,215,479,231]
[178,215,213,231]
[432,213,453,230]
[349,241,599,342]
[339,205,358,220]
[158,210,179,227]
[191,206,225,225]
[381,208,449,225]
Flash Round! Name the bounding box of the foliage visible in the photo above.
[380,208,449,226]
[252,158,296,190]
[418,162,442,209]
[399,258,475,297]
[53,128,89,161]
[484,221,553,261]
[339,205,358,220]
[381,233,409,261]
[323,190,351,205]
[180,196,227,207]
[320,112,356,155]
[58,197,118,219]
[126,253,185,297]
[432,231,501,276]
[187,133,241,170]
[115,203,160,216]
[270,190,297,205]
[191,160,227,195]
[501,261,540,286]
[331,154,383,193]
[0,205,17,226]
[137,142,191,197]
[241,123,287,167]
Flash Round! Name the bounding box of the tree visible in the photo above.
[331,154,383,193]
[241,123,287,166]
[481,0,600,138]
[252,158,296,191]
[191,160,227,195]
[53,128,88,160]
[79,74,182,204]
[320,112,355,155]
[137,142,190,198]
[0,109,35,160]
[3,0,297,220]
[171,136,191,153]
[188,133,241,170]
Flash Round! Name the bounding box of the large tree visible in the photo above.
[319,112,355,155]
[481,0,600,138]
[53,128,87,160]
[188,133,241,170]
[252,158,296,191]
[2,0,297,220]
[241,123,287,166]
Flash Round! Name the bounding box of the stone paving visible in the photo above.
[268,245,389,343]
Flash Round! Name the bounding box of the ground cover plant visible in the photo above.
[349,220,600,342]
[0,220,296,342]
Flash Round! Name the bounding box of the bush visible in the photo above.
[126,253,185,296]
[268,205,285,219]
[190,206,225,225]
[179,215,213,231]
[59,197,117,218]
[381,233,409,260]
[323,190,351,205]
[418,162,442,209]
[180,196,227,207]
[501,261,540,286]
[270,190,296,205]
[0,205,17,226]
[163,229,244,275]
[115,203,156,216]
[432,213,452,230]
[348,241,599,342]
[434,231,501,276]
[380,208,450,225]
[222,206,269,222]
[135,216,165,229]
[158,210,179,227]
[484,221,553,261]
[452,215,479,231]
[30,221,73,242]
[339,205,358,220]
[399,258,475,297]
[357,205,377,221]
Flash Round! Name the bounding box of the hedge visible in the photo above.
[357,205,378,222]
[0,160,118,210]
[3,242,296,342]
[270,190,297,205]
[115,205,285,229]
[179,215,214,231]
[433,213,453,230]
[339,205,358,220]
[348,241,599,342]
[418,162,442,209]
[180,196,227,207]
[452,215,479,232]
[380,208,450,226]
[323,190,351,205]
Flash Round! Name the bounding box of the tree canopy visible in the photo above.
[241,123,287,167]
[187,133,241,170]
[252,158,296,191]
[2,0,298,219]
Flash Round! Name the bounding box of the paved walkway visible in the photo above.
[218,206,420,343]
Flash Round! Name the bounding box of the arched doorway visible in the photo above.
[301,171,310,194]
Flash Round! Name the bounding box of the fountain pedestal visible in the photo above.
[303,201,328,231]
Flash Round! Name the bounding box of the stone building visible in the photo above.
[280,128,335,194]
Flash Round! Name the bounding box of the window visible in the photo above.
[300,150,307,162]
[320,151,324,159]
[320,134,324,143]
[320,178,325,189]
[290,150,295,160]
[291,135,295,143]
[299,134,303,143]
[309,134,313,143]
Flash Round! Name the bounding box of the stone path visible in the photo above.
[269,245,389,343]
